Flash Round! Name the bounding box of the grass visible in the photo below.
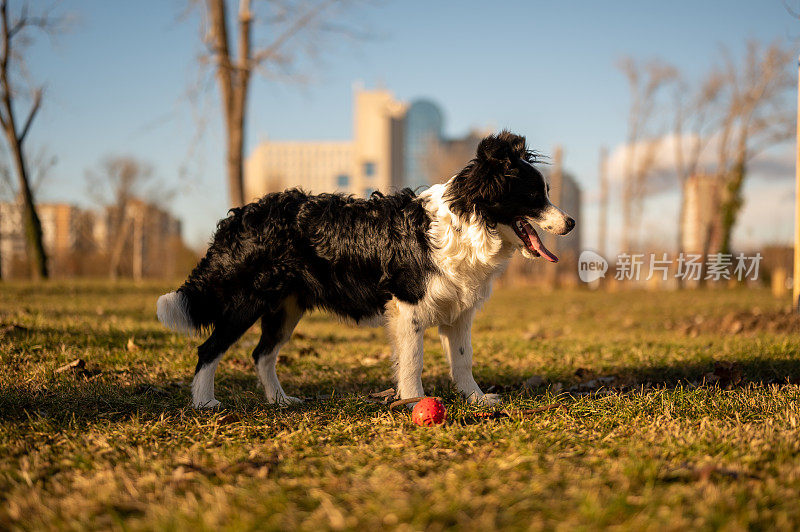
[1,281,800,530]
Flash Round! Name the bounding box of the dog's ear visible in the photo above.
[476,131,528,168]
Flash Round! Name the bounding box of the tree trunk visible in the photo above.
[718,160,745,256]
[226,104,246,208]
[8,134,47,279]
[207,0,250,209]
[109,214,132,280]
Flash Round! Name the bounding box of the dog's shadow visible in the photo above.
[3,354,799,427]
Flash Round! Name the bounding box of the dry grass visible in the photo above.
[1,281,800,530]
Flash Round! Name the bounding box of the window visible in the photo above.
[364,188,375,198]
[363,161,376,177]
[336,174,349,188]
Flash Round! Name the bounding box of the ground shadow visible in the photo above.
[3,353,799,427]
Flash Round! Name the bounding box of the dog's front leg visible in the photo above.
[388,305,425,401]
[439,308,502,405]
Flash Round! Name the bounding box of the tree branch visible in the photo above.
[18,87,40,144]
[249,0,338,68]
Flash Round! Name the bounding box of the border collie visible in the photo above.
[157,131,575,408]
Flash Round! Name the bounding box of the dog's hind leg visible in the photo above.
[439,308,502,405]
[253,296,304,405]
[388,303,426,401]
[192,314,259,409]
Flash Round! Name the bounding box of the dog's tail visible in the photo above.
[156,291,198,335]
[157,270,219,335]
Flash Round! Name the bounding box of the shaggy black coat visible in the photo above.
[178,188,437,331]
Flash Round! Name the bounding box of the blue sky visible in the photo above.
[23,0,799,250]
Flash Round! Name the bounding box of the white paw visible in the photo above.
[267,394,303,406]
[193,398,221,409]
[281,395,303,405]
[467,392,503,406]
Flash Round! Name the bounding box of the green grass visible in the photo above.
[2,281,800,530]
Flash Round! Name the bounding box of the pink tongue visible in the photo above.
[525,225,558,263]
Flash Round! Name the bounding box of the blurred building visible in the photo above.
[245,88,407,200]
[244,85,583,285]
[244,87,486,200]
[682,174,722,254]
[0,201,26,270]
[0,199,186,279]
[404,99,444,191]
[38,204,86,258]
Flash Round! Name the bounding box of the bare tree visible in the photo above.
[671,69,725,260]
[0,1,65,280]
[86,157,169,280]
[713,41,794,255]
[618,57,676,252]
[197,0,366,208]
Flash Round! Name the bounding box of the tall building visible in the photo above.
[404,99,444,191]
[682,174,721,254]
[245,88,486,200]
[244,88,407,201]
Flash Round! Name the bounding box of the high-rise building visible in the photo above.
[244,87,407,201]
[245,88,486,200]
[403,99,444,191]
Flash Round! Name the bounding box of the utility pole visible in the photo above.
[794,55,800,311]
[598,147,608,258]
[546,145,563,289]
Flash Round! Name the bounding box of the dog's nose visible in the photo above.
[565,217,575,233]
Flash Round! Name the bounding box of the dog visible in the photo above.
[157,131,575,408]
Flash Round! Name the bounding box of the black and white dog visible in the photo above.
[157,131,575,408]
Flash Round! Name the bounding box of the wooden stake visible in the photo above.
[598,147,608,258]
[794,55,800,312]
[547,145,563,288]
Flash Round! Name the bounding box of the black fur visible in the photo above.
[445,130,551,228]
[165,130,574,394]
[179,187,436,338]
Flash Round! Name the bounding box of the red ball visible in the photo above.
[411,397,446,426]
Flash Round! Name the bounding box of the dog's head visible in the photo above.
[445,131,575,262]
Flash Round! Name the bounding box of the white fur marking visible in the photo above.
[382,178,523,402]
[439,308,485,400]
[389,302,425,400]
[255,296,304,406]
[192,358,220,408]
[256,352,301,405]
[157,291,195,335]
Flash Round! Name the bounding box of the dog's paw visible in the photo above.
[478,393,503,406]
[281,395,304,406]
[467,393,503,406]
[267,394,303,406]
[193,398,221,409]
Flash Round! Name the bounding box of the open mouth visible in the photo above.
[513,217,558,263]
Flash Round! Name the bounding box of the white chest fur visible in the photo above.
[409,182,515,327]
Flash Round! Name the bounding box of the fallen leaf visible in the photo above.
[55,359,85,373]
